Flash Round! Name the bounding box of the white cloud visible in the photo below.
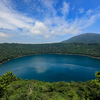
[0,32,9,38]
[39,0,57,16]
[0,0,35,31]
[0,0,100,43]
[0,12,34,30]
[86,9,92,15]
[0,32,10,42]
[72,6,75,10]
[63,28,82,35]
[77,15,97,29]
[30,21,49,35]
[44,35,50,39]
[79,7,84,13]
[61,1,70,16]
[50,31,55,34]
[24,0,31,3]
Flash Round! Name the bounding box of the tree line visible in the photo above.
[0,43,100,64]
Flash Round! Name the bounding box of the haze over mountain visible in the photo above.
[61,33,100,43]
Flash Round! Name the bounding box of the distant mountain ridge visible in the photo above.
[61,33,100,43]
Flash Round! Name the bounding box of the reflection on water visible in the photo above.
[0,54,100,82]
[29,57,48,73]
[29,63,47,73]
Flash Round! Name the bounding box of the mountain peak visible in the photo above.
[61,33,100,43]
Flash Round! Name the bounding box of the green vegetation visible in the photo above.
[0,71,100,100]
[0,43,100,64]
[62,33,100,43]
[0,43,100,99]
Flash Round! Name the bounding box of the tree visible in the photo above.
[95,71,100,80]
[0,71,16,97]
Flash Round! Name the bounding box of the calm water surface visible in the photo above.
[0,54,100,82]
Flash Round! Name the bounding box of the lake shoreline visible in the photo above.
[0,53,100,66]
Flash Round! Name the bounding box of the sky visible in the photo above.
[0,0,100,44]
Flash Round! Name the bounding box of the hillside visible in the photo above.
[0,43,100,65]
[61,33,100,43]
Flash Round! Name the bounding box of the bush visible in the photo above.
[0,71,17,97]
[95,71,100,80]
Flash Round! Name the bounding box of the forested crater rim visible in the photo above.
[0,53,100,66]
[0,43,100,65]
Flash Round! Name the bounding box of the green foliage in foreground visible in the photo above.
[0,43,100,64]
[0,71,100,100]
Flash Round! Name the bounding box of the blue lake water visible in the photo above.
[0,54,100,83]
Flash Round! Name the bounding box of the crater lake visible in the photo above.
[0,54,100,83]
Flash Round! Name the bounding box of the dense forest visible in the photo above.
[0,43,100,64]
[0,71,100,100]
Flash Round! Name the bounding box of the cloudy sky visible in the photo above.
[0,0,100,43]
